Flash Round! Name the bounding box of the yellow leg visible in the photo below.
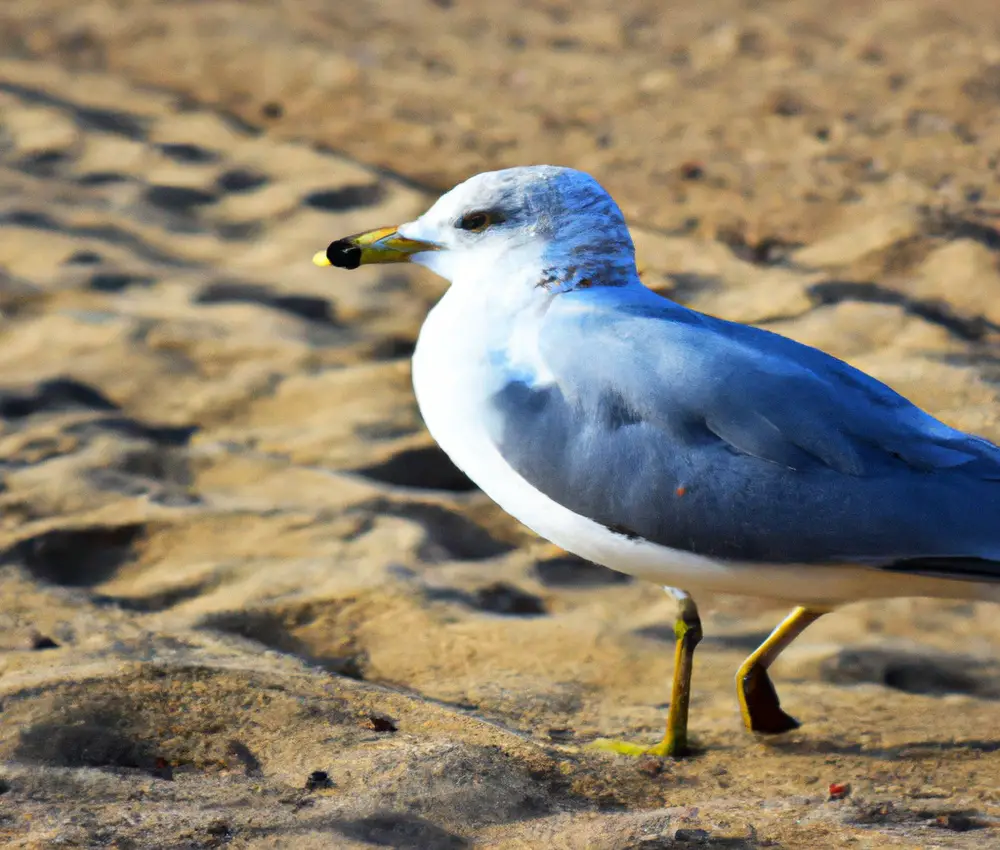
[736,606,825,734]
[591,589,702,758]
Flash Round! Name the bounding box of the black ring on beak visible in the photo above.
[326,240,363,269]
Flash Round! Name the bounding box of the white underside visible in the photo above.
[412,292,999,608]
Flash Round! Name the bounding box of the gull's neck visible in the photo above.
[413,250,648,424]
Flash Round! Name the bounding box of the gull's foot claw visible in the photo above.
[588,736,692,759]
[740,665,800,735]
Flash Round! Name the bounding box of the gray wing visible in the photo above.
[487,289,1000,572]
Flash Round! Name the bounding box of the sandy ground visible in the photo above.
[2,1,1000,847]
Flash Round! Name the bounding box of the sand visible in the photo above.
[1,1,1000,847]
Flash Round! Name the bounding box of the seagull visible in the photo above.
[314,165,1000,758]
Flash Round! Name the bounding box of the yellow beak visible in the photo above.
[312,226,440,269]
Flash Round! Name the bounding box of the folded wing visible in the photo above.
[486,288,1000,570]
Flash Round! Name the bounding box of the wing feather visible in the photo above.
[540,291,1000,480]
[483,287,1000,565]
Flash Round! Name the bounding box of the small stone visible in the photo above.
[206,821,230,837]
[546,728,575,742]
[364,714,397,733]
[769,89,808,117]
[933,812,986,832]
[152,757,174,780]
[305,770,333,791]
[828,781,851,800]
[674,828,711,843]
[678,161,705,181]
[30,634,59,650]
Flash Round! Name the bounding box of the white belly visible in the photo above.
[410,299,995,607]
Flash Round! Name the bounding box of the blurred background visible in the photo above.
[1,1,1000,848]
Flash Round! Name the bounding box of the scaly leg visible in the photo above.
[591,587,702,758]
[736,606,825,734]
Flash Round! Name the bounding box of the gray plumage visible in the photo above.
[488,285,1000,575]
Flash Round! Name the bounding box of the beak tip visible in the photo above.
[312,250,332,267]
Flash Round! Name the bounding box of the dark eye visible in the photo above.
[457,210,499,232]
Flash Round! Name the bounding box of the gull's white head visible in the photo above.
[314,166,638,293]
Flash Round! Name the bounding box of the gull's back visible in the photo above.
[486,282,1000,575]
